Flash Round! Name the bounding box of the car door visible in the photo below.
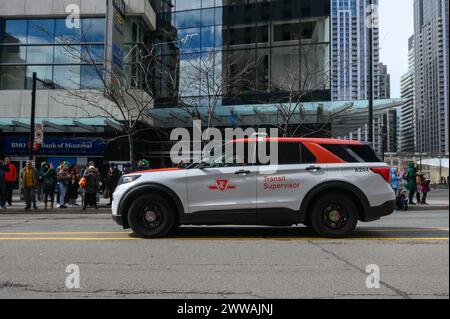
[186,142,258,215]
[256,142,327,214]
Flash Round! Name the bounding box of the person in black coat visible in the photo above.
[106,164,122,206]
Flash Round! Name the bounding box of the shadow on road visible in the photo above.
[128,226,449,240]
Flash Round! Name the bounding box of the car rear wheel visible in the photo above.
[127,194,175,238]
[310,194,358,238]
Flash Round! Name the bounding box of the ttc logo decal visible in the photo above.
[208,180,237,191]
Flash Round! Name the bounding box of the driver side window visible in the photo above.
[209,142,255,168]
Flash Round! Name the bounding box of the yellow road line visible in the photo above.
[0,228,447,236]
[0,231,131,235]
[0,237,447,242]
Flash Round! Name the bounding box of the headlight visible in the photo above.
[118,175,141,185]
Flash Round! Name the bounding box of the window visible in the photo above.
[320,144,380,163]
[26,65,53,89]
[82,19,105,43]
[3,20,28,44]
[28,19,55,44]
[347,145,381,163]
[27,46,54,64]
[0,66,26,89]
[81,65,104,89]
[300,144,317,164]
[278,143,301,165]
[54,65,80,89]
[0,18,105,90]
[0,46,27,63]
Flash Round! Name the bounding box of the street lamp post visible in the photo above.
[29,72,55,161]
[29,72,37,161]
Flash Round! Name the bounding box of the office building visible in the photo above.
[414,0,449,154]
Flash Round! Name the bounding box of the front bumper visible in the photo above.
[362,200,395,222]
[112,214,123,226]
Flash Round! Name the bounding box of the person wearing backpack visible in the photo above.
[41,162,56,210]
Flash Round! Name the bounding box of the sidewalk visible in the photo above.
[0,194,111,214]
[408,189,449,211]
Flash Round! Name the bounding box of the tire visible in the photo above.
[310,193,358,238]
[127,194,175,238]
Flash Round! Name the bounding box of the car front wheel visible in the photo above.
[127,194,175,238]
[310,194,358,238]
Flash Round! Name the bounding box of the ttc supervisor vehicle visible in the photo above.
[112,138,395,238]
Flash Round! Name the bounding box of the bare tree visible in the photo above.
[165,48,258,129]
[271,45,331,137]
[49,30,159,163]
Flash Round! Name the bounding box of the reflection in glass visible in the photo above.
[28,19,55,44]
[81,65,104,89]
[176,0,202,11]
[54,45,81,64]
[26,65,53,89]
[82,19,105,43]
[27,46,54,64]
[81,45,105,64]
[0,66,26,89]
[2,20,28,44]
[55,19,81,43]
[1,46,27,64]
[54,65,80,89]
[174,10,202,29]
[178,28,201,52]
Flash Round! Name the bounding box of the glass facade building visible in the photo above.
[0,15,153,90]
[0,18,106,90]
[153,0,331,108]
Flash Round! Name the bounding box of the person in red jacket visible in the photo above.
[4,157,17,207]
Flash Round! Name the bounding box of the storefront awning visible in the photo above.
[147,99,406,128]
[0,117,123,133]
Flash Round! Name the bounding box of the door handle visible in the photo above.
[235,170,252,175]
[305,166,321,172]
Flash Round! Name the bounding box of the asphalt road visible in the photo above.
[0,210,448,299]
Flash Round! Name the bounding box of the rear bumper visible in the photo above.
[362,200,395,222]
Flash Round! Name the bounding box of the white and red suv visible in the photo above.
[112,138,395,238]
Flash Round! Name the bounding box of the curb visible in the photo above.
[407,205,449,211]
[0,208,111,215]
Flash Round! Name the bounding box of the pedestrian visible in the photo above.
[83,165,100,210]
[123,163,133,174]
[57,163,70,209]
[138,159,151,171]
[0,158,10,209]
[416,171,425,204]
[41,162,56,210]
[106,163,122,206]
[390,168,402,196]
[3,157,17,207]
[420,177,431,205]
[20,160,39,210]
[67,164,80,207]
[395,189,409,211]
[405,162,417,205]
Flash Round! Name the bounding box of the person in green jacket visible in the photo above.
[405,162,417,205]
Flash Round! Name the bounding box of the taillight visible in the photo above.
[370,167,391,184]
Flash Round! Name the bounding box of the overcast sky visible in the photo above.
[379,0,415,98]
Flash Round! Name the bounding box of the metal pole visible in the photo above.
[368,0,374,145]
[29,72,37,161]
